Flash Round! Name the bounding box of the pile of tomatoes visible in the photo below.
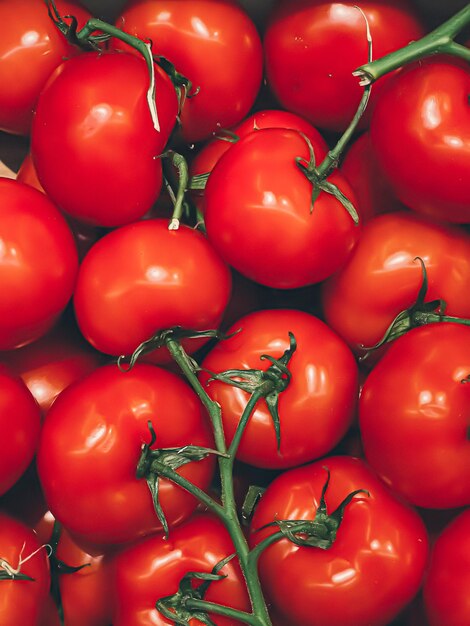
[0,1,469,625]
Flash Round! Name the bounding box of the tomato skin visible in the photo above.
[359,323,470,509]
[0,179,78,350]
[200,309,358,469]
[0,512,51,626]
[0,316,103,416]
[250,456,429,626]
[264,0,424,132]
[114,0,263,143]
[0,0,90,135]
[321,211,470,356]
[74,219,231,360]
[0,365,41,496]
[31,52,178,227]
[36,363,215,550]
[112,514,250,626]
[204,128,360,289]
[370,58,470,223]
[423,509,470,626]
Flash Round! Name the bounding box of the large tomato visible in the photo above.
[264,0,424,132]
[0,365,41,496]
[31,51,178,227]
[0,0,90,135]
[112,514,251,626]
[250,456,429,626]
[200,309,358,469]
[114,0,263,143]
[321,211,470,357]
[0,179,78,350]
[36,363,216,551]
[423,508,470,626]
[0,512,50,626]
[370,58,470,223]
[359,323,470,509]
[74,218,231,361]
[204,128,360,289]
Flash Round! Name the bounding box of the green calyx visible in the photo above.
[206,332,297,451]
[136,421,228,538]
[259,468,368,550]
[359,257,470,361]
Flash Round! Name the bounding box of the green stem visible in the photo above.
[248,532,286,570]
[228,391,264,459]
[185,599,260,625]
[429,314,470,326]
[165,151,189,230]
[355,4,470,84]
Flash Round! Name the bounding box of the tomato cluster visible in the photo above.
[0,1,469,625]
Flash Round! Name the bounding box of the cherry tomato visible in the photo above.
[37,363,216,550]
[370,58,470,223]
[359,323,470,509]
[0,0,90,135]
[264,0,424,132]
[321,211,470,357]
[0,512,51,626]
[200,309,358,469]
[74,219,231,361]
[250,456,429,626]
[0,179,78,350]
[0,315,103,416]
[112,514,250,626]
[423,508,470,626]
[0,365,41,496]
[31,51,178,227]
[204,128,360,289]
[114,0,263,143]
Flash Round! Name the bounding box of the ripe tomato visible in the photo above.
[370,58,470,223]
[0,365,41,496]
[0,512,51,626]
[250,456,429,626]
[114,0,263,143]
[0,0,90,135]
[31,51,178,227]
[321,211,470,357]
[204,128,360,289]
[340,132,403,222]
[200,309,358,469]
[264,0,424,132]
[37,363,216,550]
[74,219,231,361]
[359,323,470,509]
[0,315,103,416]
[0,179,78,350]
[423,509,470,626]
[112,514,250,626]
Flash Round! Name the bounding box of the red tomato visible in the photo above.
[114,0,263,143]
[37,363,216,550]
[31,51,178,227]
[423,509,470,626]
[0,365,41,496]
[204,128,360,289]
[189,109,329,214]
[321,212,470,357]
[0,0,90,135]
[0,316,103,416]
[340,132,403,222]
[359,323,470,509]
[370,58,470,223]
[112,514,251,626]
[264,0,424,132]
[200,309,358,469]
[74,219,231,361]
[0,179,78,350]
[250,456,429,626]
[0,512,50,626]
